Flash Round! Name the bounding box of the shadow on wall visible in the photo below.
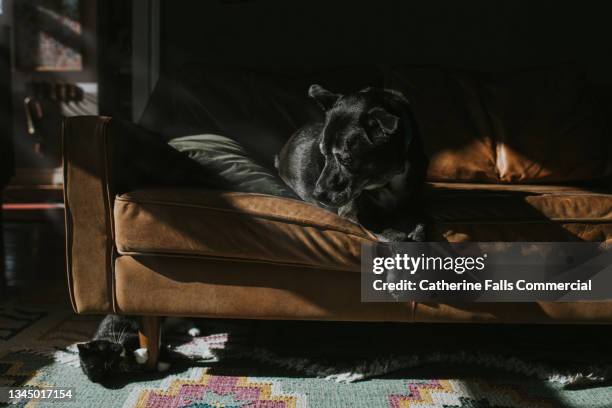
[160,0,612,84]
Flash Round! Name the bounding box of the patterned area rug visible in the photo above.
[2,303,612,408]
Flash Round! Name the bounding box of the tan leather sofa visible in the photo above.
[62,65,612,367]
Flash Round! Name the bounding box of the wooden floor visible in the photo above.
[1,210,71,306]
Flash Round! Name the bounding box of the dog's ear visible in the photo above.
[308,84,341,111]
[368,107,399,134]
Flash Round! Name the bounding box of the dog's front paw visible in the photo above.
[406,223,426,242]
[375,228,409,242]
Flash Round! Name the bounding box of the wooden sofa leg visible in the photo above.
[139,316,161,370]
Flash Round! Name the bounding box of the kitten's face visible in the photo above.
[77,340,124,382]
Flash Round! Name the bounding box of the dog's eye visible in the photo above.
[335,153,352,167]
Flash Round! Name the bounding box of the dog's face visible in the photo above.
[309,85,409,208]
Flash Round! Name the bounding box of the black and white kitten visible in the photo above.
[77,315,143,382]
[78,315,201,382]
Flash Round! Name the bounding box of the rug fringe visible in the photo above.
[215,345,611,388]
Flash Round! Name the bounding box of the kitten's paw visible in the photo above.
[187,327,201,337]
[157,361,171,372]
[134,348,149,364]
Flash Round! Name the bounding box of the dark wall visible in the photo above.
[0,10,13,187]
[98,0,133,120]
[160,0,612,83]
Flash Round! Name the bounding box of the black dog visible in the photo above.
[276,85,427,242]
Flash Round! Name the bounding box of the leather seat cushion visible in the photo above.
[425,182,612,242]
[114,188,376,272]
[114,184,612,270]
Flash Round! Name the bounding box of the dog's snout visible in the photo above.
[312,187,329,203]
[334,178,349,191]
[313,161,353,207]
[313,186,349,208]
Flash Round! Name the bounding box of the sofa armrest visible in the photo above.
[63,116,116,313]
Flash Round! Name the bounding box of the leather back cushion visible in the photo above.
[169,134,296,198]
[391,66,611,183]
[139,63,384,168]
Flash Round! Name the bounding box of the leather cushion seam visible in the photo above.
[115,250,360,273]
